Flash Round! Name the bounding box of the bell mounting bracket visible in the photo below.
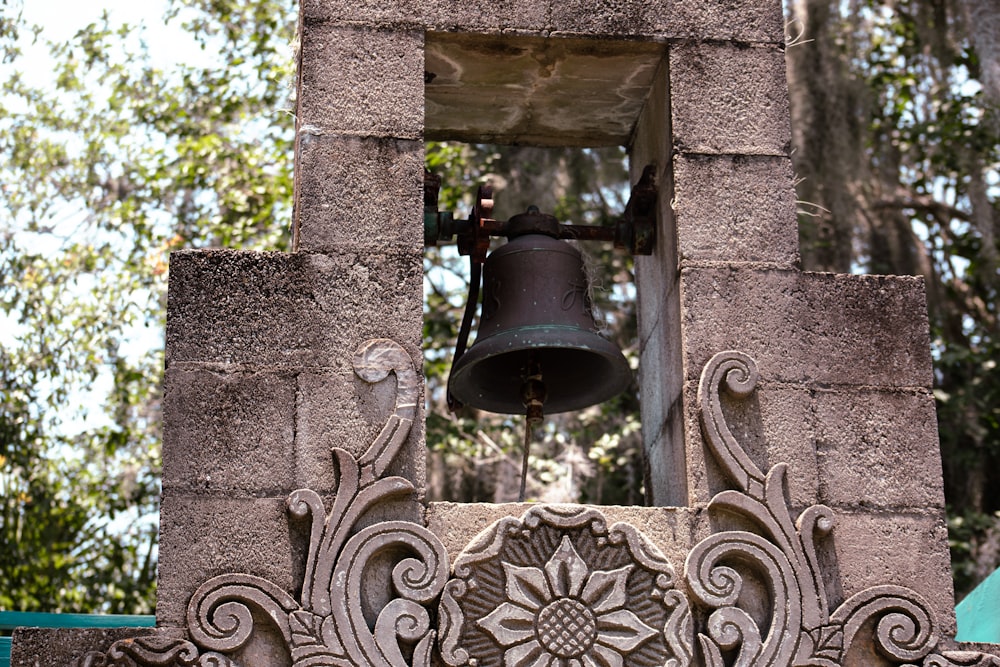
[424,164,657,259]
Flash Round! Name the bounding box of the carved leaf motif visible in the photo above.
[505,562,552,610]
[595,609,659,652]
[579,565,632,614]
[688,350,955,667]
[545,536,589,598]
[187,340,446,667]
[663,590,696,667]
[797,624,843,665]
[288,610,326,651]
[479,603,538,646]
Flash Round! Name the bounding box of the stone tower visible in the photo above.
[12,1,1000,666]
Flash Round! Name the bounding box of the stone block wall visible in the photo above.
[157,248,426,629]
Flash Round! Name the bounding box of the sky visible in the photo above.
[3,1,212,435]
[17,0,214,78]
[22,0,163,42]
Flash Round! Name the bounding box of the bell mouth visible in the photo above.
[448,325,632,415]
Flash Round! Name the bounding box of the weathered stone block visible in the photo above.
[295,368,426,496]
[666,0,785,42]
[831,511,956,637]
[299,0,549,33]
[673,154,799,266]
[11,628,157,667]
[294,134,423,252]
[679,268,934,388]
[296,24,423,138]
[166,249,423,370]
[814,388,945,511]
[162,367,297,495]
[156,495,309,628]
[547,0,673,38]
[682,380,820,508]
[300,0,784,43]
[552,0,784,42]
[670,43,791,156]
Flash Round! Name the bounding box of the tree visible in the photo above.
[2,0,998,612]
[785,0,999,597]
[0,0,296,611]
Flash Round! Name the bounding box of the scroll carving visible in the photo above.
[70,339,448,667]
[63,344,1000,667]
[685,350,995,667]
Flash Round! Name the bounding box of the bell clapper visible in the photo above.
[519,358,546,502]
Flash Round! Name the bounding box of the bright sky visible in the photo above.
[23,0,163,41]
[19,0,214,76]
[5,1,212,435]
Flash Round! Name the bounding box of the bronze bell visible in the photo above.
[448,208,632,415]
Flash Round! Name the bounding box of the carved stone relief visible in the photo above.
[437,504,695,667]
[687,351,940,667]
[60,343,1000,667]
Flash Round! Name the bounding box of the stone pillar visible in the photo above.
[625,0,957,636]
[153,0,431,649]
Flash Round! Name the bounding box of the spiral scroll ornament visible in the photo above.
[71,339,448,667]
[686,350,953,667]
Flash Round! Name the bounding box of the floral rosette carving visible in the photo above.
[438,504,694,667]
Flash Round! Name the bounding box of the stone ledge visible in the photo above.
[296,24,423,138]
[673,154,799,266]
[669,42,792,156]
[300,0,785,44]
[679,267,934,388]
[11,627,159,667]
[165,248,423,369]
[294,134,423,252]
[162,366,297,495]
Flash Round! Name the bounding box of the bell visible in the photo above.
[448,209,632,415]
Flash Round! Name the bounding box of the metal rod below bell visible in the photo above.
[518,357,545,502]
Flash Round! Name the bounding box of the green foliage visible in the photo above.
[948,508,1000,602]
[0,0,295,611]
[786,0,1000,597]
[1,0,998,613]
